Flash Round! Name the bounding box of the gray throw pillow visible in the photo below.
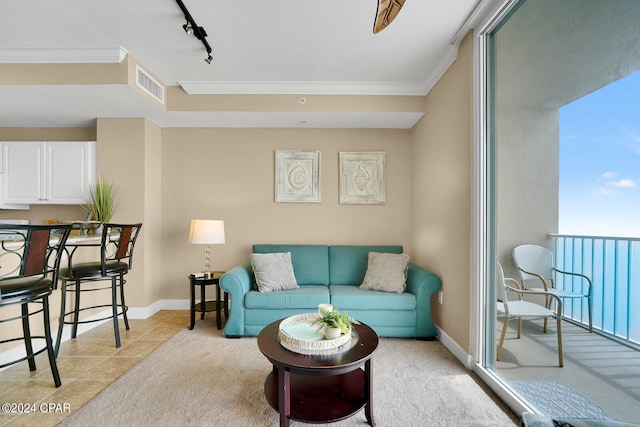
[360,252,409,293]
[250,252,299,292]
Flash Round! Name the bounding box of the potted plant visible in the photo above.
[83,177,115,227]
[313,308,360,339]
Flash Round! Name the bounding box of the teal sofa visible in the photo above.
[219,244,442,338]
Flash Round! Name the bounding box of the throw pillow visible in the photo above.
[250,252,299,292]
[360,252,410,294]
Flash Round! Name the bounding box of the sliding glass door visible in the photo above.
[478,0,640,420]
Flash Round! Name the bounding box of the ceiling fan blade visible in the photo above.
[373,0,406,34]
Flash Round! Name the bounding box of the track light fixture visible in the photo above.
[175,0,213,65]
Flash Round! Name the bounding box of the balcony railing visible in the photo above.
[551,233,640,346]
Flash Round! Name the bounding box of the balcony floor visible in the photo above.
[496,318,640,423]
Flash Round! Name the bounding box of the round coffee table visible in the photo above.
[257,318,379,427]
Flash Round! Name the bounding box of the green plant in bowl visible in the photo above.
[83,177,115,223]
[313,308,360,335]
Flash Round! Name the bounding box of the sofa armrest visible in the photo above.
[219,261,253,337]
[407,263,442,338]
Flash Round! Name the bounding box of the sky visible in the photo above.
[559,70,640,238]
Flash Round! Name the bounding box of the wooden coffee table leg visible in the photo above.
[364,359,375,426]
[278,366,291,427]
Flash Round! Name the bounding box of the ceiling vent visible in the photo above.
[136,65,164,104]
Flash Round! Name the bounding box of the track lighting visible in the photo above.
[183,23,194,36]
[175,0,213,65]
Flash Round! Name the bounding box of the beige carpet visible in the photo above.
[61,318,517,426]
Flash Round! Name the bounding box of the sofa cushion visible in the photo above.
[245,285,330,309]
[329,285,416,310]
[250,252,299,292]
[253,245,329,285]
[360,252,409,293]
[329,245,403,285]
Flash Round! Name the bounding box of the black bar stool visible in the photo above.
[0,223,73,387]
[56,223,142,354]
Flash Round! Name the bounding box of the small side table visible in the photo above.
[188,272,229,330]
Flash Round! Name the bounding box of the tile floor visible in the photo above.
[0,310,190,427]
[496,318,640,423]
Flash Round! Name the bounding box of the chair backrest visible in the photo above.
[496,262,506,301]
[100,223,142,273]
[512,244,554,282]
[496,262,510,314]
[0,224,73,295]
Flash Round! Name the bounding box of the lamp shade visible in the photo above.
[188,220,225,244]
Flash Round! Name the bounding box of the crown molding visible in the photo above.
[420,45,460,96]
[150,111,425,129]
[0,46,128,63]
[178,80,430,96]
[178,42,463,97]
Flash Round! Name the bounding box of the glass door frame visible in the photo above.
[469,0,531,415]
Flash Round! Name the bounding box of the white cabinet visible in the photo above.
[1,141,96,205]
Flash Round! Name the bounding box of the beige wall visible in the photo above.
[143,120,163,304]
[160,128,413,299]
[96,118,162,308]
[410,32,474,352]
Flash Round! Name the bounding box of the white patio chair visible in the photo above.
[512,244,592,333]
[496,262,564,367]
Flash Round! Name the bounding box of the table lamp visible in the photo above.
[188,219,225,279]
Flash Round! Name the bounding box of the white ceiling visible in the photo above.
[0,0,488,128]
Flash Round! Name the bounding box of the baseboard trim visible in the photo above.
[435,325,474,369]
[126,299,190,319]
[435,325,530,417]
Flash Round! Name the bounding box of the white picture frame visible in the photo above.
[275,150,321,203]
[339,151,385,204]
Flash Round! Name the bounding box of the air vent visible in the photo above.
[136,65,164,104]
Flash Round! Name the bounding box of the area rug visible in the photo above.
[61,318,517,426]
[510,381,616,421]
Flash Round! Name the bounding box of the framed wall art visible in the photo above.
[339,151,385,204]
[275,150,321,203]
